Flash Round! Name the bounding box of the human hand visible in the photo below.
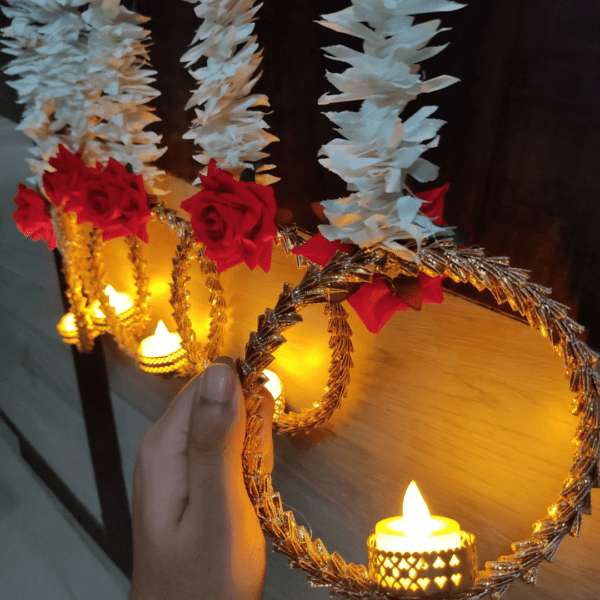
[129,357,275,600]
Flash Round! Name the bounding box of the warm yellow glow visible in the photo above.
[61,312,77,333]
[263,369,283,400]
[139,320,183,358]
[92,285,134,318]
[374,481,462,554]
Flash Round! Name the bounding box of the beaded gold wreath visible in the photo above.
[237,240,599,599]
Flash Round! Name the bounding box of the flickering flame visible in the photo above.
[62,312,77,333]
[139,320,182,358]
[153,319,171,341]
[402,481,434,537]
[92,285,134,318]
[263,369,283,400]
[105,285,132,312]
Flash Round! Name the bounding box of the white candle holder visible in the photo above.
[367,531,477,598]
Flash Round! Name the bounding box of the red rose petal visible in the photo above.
[183,161,278,272]
[13,184,56,250]
[347,275,411,333]
[292,233,353,266]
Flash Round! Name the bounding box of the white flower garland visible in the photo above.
[181,0,278,183]
[2,0,91,185]
[2,0,165,191]
[84,0,166,192]
[317,0,464,261]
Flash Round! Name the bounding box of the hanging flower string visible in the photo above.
[316,0,463,262]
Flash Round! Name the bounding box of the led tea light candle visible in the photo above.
[91,285,136,331]
[56,312,81,345]
[138,320,187,374]
[262,369,286,421]
[367,481,477,597]
[57,311,100,345]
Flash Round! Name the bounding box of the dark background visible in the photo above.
[2,0,599,346]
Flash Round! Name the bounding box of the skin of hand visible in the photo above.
[129,357,275,600]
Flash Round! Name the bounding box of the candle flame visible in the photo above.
[263,369,283,400]
[92,285,133,316]
[105,285,118,303]
[63,313,77,333]
[402,481,434,537]
[153,320,171,340]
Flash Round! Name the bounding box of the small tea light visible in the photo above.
[57,312,80,344]
[262,369,286,421]
[91,285,135,331]
[57,311,99,345]
[367,481,477,597]
[138,320,187,374]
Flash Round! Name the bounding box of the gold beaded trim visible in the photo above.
[238,240,599,599]
[88,229,140,357]
[270,301,354,435]
[126,235,151,338]
[153,203,226,377]
[53,209,95,353]
[267,226,355,434]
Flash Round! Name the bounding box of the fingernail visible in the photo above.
[199,363,238,404]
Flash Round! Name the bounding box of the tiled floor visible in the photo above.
[0,114,130,599]
[0,419,130,600]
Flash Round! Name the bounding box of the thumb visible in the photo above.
[185,360,246,514]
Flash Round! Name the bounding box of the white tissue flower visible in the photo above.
[182,0,278,180]
[317,0,462,260]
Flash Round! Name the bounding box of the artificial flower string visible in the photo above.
[317,0,463,261]
[181,0,279,184]
[1,0,166,190]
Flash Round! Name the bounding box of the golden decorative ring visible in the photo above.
[53,209,96,353]
[238,240,599,599]
[271,226,356,435]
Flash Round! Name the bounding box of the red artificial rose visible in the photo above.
[43,145,89,207]
[181,160,278,272]
[292,233,444,333]
[62,158,151,242]
[13,184,56,250]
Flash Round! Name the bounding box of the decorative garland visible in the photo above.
[238,241,599,599]
[181,0,279,183]
[1,0,165,190]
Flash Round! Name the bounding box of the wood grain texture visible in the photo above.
[99,177,600,599]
